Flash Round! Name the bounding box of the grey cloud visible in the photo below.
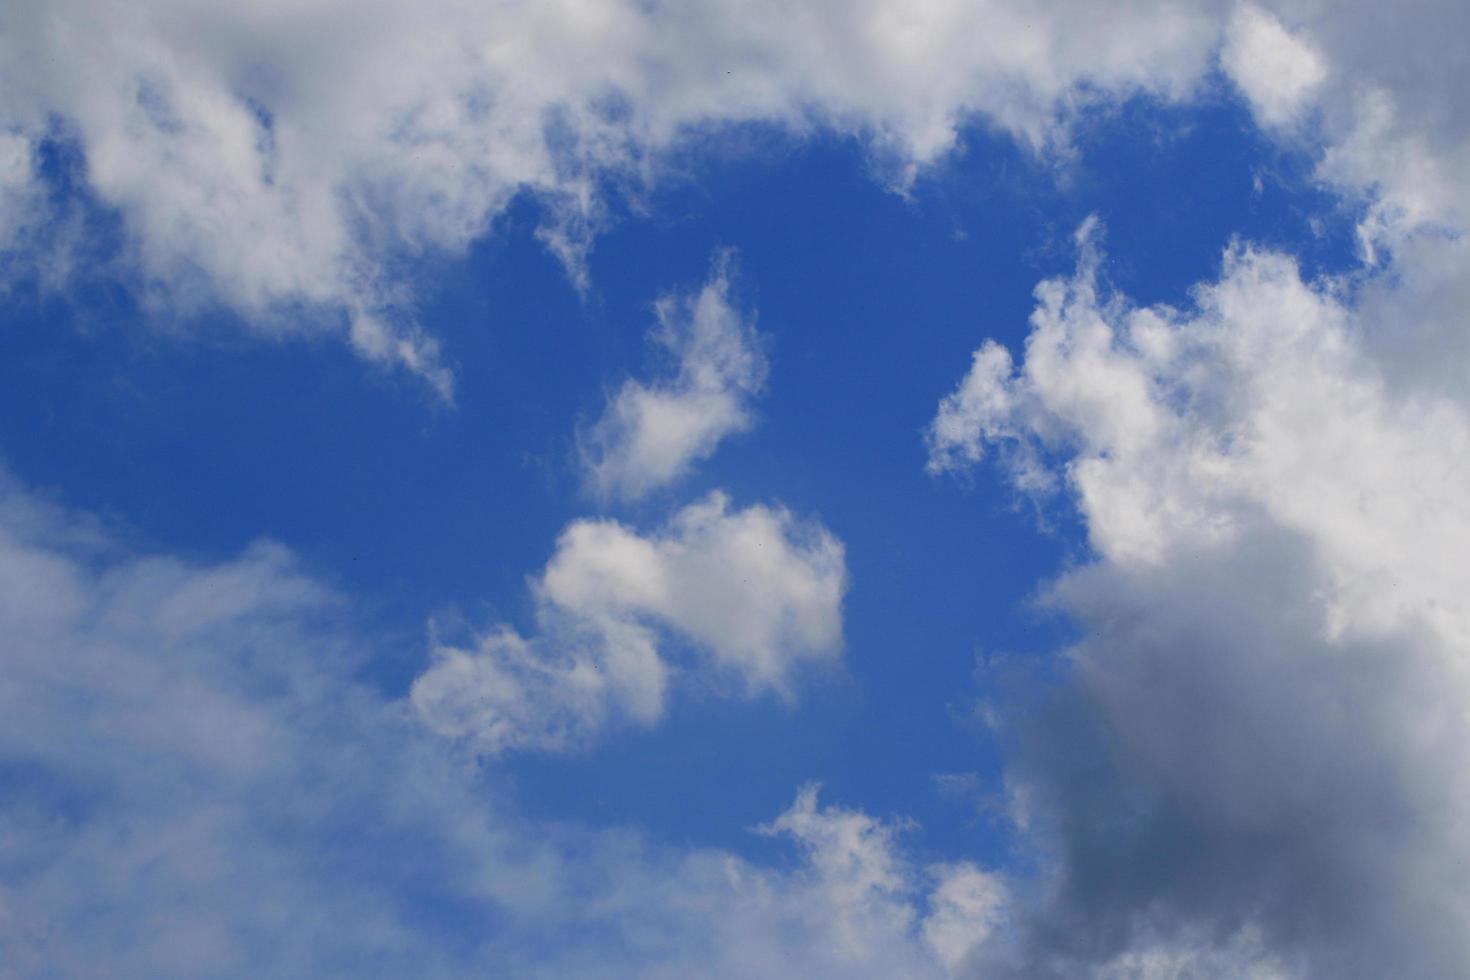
[931,227,1470,977]
[974,533,1470,977]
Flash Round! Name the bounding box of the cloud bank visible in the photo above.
[0,0,1221,389]
[928,227,1470,976]
[5,1,1466,397]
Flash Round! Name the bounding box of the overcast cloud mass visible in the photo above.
[1,1,1467,977]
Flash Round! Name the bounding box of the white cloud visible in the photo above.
[582,252,766,500]
[0,130,54,282]
[0,0,1227,390]
[756,784,1006,975]
[0,131,36,243]
[921,863,1009,974]
[0,471,987,978]
[1220,4,1325,128]
[758,782,917,957]
[413,491,846,755]
[928,229,1470,975]
[3,1,1468,404]
[507,783,1004,980]
[1276,0,1470,231]
[0,475,481,977]
[931,222,1470,626]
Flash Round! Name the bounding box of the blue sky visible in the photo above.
[1,3,1468,977]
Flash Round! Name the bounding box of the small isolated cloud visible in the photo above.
[927,227,1470,975]
[412,491,846,755]
[581,252,766,500]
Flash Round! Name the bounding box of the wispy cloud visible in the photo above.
[581,251,766,501]
[0,470,988,978]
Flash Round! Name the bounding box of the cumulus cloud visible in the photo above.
[1209,0,1470,463]
[928,229,1470,976]
[0,0,1228,390]
[412,491,846,755]
[6,0,1466,403]
[581,251,766,500]
[0,470,993,978]
[757,784,1007,976]
[1220,4,1325,128]
[508,784,1006,980]
[1277,0,1470,234]
[2,1,1467,401]
[922,862,1011,975]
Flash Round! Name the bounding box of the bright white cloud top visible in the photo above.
[581,253,767,501]
[413,492,846,755]
[0,0,1403,389]
[2,0,1468,977]
[927,224,1470,973]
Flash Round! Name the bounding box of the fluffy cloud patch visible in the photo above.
[930,223,1470,617]
[6,1,1467,401]
[1220,4,1325,128]
[0,471,994,978]
[0,0,1226,389]
[929,229,1470,975]
[581,252,766,500]
[758,785,1007,975]
[923,218,1470,975]
[0,475,488,977]
[412,491,846,755]
[3,1,1468,402]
